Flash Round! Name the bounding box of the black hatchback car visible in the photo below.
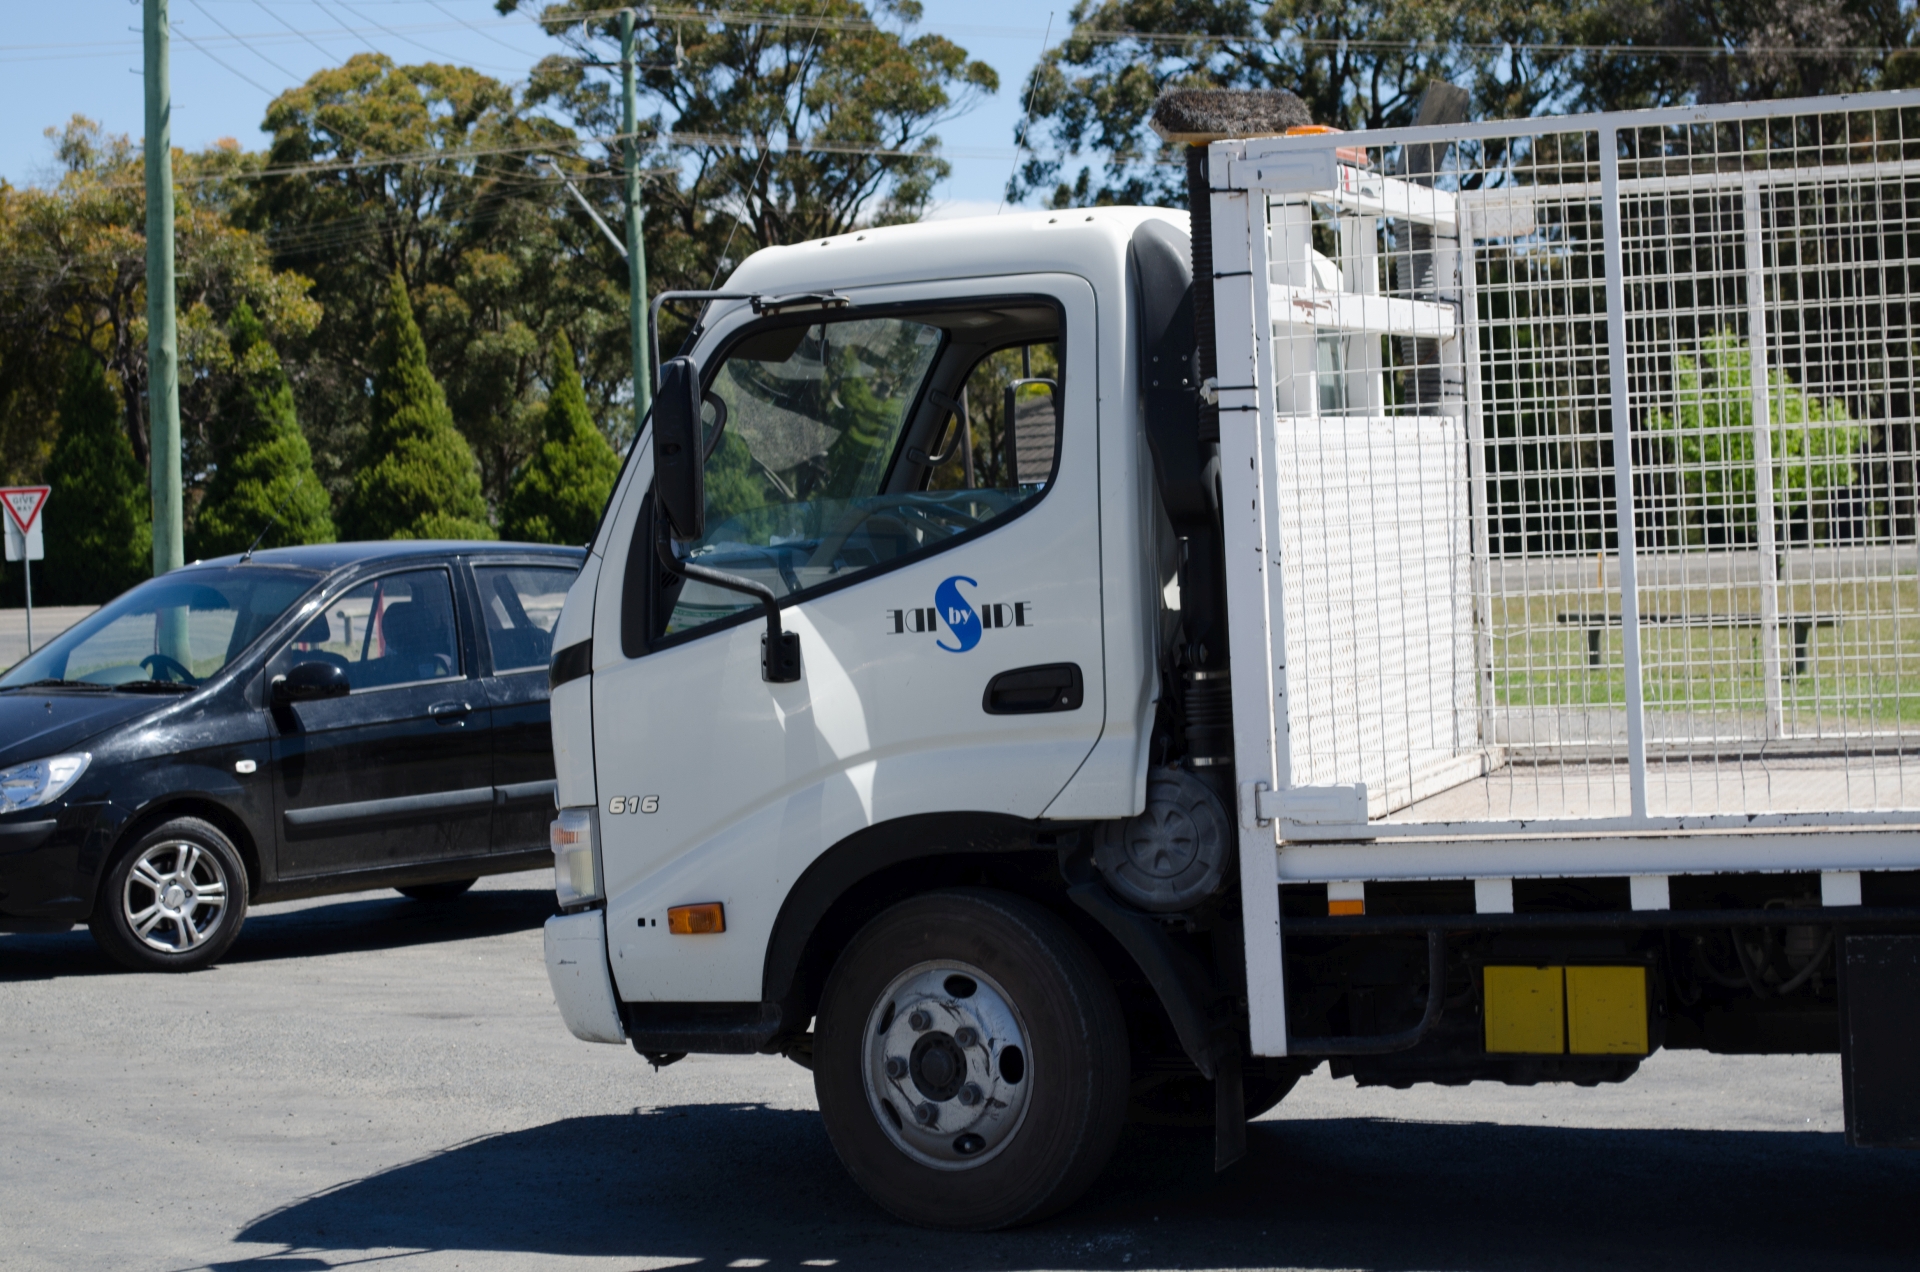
[0,541,583,971]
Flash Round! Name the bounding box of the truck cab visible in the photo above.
[544,207,1232,1226]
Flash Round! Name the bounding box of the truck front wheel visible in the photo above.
[813,888,1129,1230]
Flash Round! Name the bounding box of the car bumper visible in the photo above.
[545,909,626,1044]
[0,802,119,926]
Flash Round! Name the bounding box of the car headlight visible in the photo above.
[0,753,91,816]
[551,807,603,907]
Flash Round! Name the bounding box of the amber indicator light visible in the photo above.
[667,902,726,935]
[1327,899,1366,917]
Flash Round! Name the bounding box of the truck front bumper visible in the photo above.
[544,909,627,1044]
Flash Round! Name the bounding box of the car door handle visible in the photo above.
[983,663,1084,714]
[429,701,473,724]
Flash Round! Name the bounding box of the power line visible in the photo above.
[252,0,358,61]
[188,0,302,81]
[172,26,279,95]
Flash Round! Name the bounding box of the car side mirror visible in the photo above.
[273,660,350,704]
[653,355,706,541]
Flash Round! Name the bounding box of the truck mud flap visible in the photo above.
[1841,934,1920,1148]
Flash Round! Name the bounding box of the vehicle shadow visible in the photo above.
[219,1104,1920,1271]
[0,886,554,981]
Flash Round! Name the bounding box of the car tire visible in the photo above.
[88,817,249,973]
[396,878,478,902]
[813,888,1129,1231]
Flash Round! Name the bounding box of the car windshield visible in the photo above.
[0,565,322,689]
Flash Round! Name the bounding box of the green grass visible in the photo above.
[1489,579,1920,723]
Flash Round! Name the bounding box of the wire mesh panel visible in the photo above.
[1217,93,1920,836]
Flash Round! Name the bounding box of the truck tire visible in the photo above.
[88,817,249,973]
[813,888,1130,1230]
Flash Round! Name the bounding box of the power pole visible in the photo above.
[621,7,652,426]
[144,0,183,577]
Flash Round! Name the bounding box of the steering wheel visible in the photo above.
[140,653,200,686]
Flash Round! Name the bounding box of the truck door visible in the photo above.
[591,277,1105,1002]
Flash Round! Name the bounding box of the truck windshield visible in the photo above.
[1,565,322,689]
[664,309,1062,638]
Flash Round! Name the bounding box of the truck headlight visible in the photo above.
[0,753,91,815]
[551,807,602,907]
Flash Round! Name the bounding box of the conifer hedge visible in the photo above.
[338,274,494,542]
[38,352,151,603]
[191,304,336,558]
[499,332,621,545]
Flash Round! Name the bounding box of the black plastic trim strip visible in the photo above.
[282,786,495,838]
[494,779,558,808]
[0,818,58,845]
[548,638,592,690]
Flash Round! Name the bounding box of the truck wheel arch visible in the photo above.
[760,813,1079,1030]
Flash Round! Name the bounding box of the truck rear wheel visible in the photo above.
[813,888,1129,1230]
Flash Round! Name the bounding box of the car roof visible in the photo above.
[188,540,588,574]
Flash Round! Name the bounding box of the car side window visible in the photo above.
[655,308,1064,641]
[277,569,462,692]
[474,565,575,673]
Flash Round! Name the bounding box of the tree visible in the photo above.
[190,304,336,558]
[251,55,629,504]
[507,0,997,262]
[1009,0,1920,209]
[1010,0,1575,208]
[338,274,494,541]
[39,351,151,603]
[1647,334,1865,545]
[1565,0,1918,111]
[0,118,319,490]
[500,332,622,544]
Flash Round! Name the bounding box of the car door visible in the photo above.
[469,557,580,857]
[268,563,493,878]
[590,276,1106,1003]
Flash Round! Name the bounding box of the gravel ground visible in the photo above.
[2,869,1914,1272]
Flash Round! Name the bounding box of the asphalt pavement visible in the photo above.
[3,868,1915,1271]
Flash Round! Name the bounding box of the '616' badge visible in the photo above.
[607,795,659,814]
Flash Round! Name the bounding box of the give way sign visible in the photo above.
[2,485,49,562]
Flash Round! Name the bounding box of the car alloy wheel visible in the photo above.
[90,816,249,972]
[122,838,230,954]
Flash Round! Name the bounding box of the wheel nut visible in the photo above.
[884,1057,907,1079]
[957,1083,982,1106]
[954,1026,978,1047]
[907,1009,932,1032]
[913,1102,937,1126]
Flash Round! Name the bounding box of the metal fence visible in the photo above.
[1210,91,1920,839]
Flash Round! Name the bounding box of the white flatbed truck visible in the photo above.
[541,89,1920,1228]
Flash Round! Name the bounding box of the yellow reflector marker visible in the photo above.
[1566,965,1649,1055]
[667,903,725,935]
[1483,965,1565,1054]
[1327,899,1365,916]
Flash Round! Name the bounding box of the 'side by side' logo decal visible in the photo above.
[885,574,1031,653]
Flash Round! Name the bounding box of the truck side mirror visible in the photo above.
[272,660,350,703]
[653,355,706,541]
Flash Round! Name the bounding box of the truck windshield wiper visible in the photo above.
[1,678,110,691]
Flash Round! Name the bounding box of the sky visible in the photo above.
[0,0,1072,217]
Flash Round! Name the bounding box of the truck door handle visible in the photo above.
[429,701,473,724]
[983,663,1084,714]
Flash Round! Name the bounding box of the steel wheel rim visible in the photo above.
[122,839,229,955]
[860,959,1033,1171]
